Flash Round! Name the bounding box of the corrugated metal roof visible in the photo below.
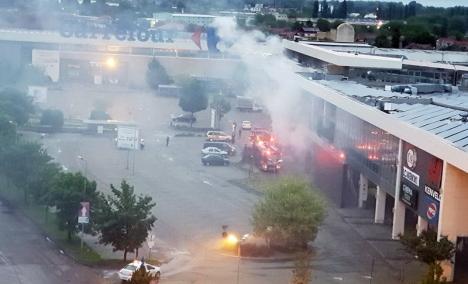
[310,77,468,153]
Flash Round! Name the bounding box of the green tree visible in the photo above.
[211,94,231,129]
[146,58,172,90]
[96,180,156,261]
[312,0,319,18]
[320,0,329,18]
[1,142,54,204]
[89,110,111,120]
[448,16,466,37]
[0,115,17,145]
[178,79,208,127]
[400,230,455,284]
[129,263,158,284]
[252,177,326,249]
[316,18,331,32]
[331,20,344,29]
[0,88,34,126]
[50,172,99,241]
[290,251,312,284]
[336,0,347,19]
[40,109,64,131]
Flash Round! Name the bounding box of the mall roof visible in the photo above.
[296,74,468,172]
[284,40,468,72]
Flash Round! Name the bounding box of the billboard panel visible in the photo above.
[117,126,139,150]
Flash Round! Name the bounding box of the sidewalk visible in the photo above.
[336,207,426,283]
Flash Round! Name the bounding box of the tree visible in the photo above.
[146,58,172,90]
[320,0,329,18]
[1,142,54,204]
[89,110,110,120]
[0,88,34,126]
[312,0,319,18]
[290,251,312,284]
[211,95,231,129]
[316,18,330,32]
[96,180,156,261]
[0,115,17,145]
[178,79,208,127]
[129,263,158,284]
[40,109,64,131]
[400,230,455,284]
[336,0,347,19]
[252,177,326,249]
[331,20,344,29]
[50,172,99,241]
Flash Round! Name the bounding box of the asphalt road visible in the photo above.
[36,85,409,283]
[0,200,102,284]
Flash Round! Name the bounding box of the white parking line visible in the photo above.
[0,251,10,265]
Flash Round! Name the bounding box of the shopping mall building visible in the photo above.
[285,40,468,281]
[0,27,237,87]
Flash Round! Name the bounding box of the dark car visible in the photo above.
[201,154,230,166]
[203,142,236,155]
[171,114,196,123]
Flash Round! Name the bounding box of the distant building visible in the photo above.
[436,38,468,51]
[300,27,319,39]
[252,4,264,12]
[364,13,377,19]
[273,13,288,21]
[171,14,216,26]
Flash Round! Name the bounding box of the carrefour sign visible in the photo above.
[59,27,168,42]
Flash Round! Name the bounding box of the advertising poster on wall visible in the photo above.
[400,142,443,225]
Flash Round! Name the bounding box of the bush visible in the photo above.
[40,109,64,131]
[252,177,326,250]
[89,110,110,120]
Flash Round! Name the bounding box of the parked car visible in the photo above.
[201,154,230,166]
[118,260,160,281]
[242,120,252,130]
[201,147,228,156]
[206,131,232,142]
[203,142,236,155]
[171,113,196,123]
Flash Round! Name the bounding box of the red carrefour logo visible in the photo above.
[427,203,437,220]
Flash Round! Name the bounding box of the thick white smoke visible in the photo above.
[213,17,312,153]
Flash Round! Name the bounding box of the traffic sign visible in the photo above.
[78,202,90,224]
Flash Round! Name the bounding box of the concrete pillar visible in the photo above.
[416,217,428,236]
[358,173,368,208]
[375,186,386,224]
[392,200,406,239]
[392,139,406,239]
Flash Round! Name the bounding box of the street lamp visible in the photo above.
[77,155,87,254]
[8,120,17,143]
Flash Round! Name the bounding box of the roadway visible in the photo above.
[0,200,102,284]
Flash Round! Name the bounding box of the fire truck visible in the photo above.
[246,128,283,172]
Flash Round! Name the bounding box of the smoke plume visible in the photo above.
[213,17,312,152]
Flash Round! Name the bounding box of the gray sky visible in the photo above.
[353,0,468,7]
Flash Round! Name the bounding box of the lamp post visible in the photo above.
[8,120,17,144]
[77,155,87,254]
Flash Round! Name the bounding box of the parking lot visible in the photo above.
[38,85,415,284]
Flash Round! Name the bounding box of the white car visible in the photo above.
[118,260,160,281]
[242,121,252,130]
[206,131,231,142]
[201,147,228,156]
